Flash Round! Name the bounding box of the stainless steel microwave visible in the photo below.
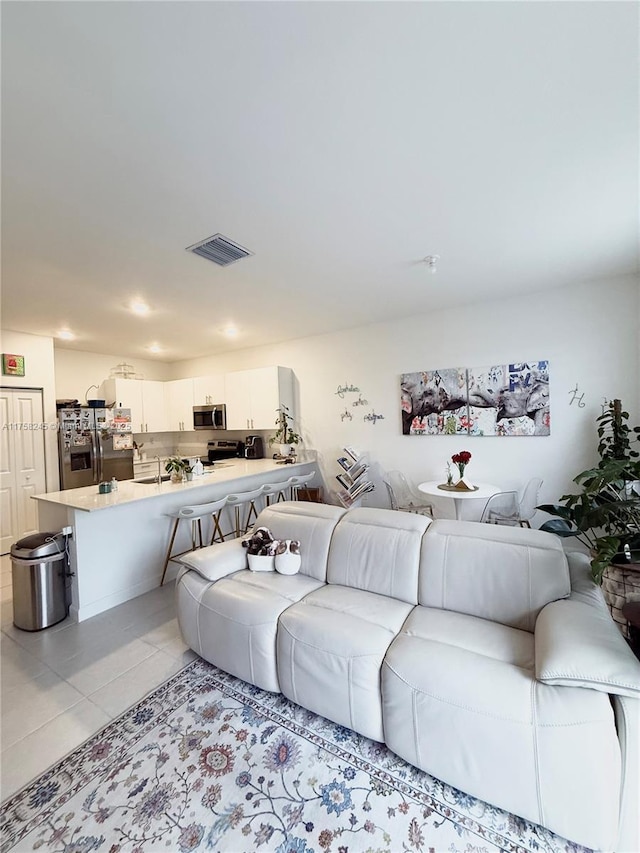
[193,404,227,431]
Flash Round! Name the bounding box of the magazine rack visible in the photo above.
[335,447,375,508]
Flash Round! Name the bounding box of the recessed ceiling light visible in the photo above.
[130,300,150,316]
[57,329,75,340]
[223,325,239,338]
[148,344,162,354]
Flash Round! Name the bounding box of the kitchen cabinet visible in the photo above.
[166,379,194,431]
[193,374,225,406]
[133,458,169,479]
[101,379,168,433]
[142,381,168,432]
[225,366,293,432]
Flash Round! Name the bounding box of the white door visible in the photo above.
[0,388,47,554]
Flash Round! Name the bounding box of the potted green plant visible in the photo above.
[165,456,190,483]
[268,404,301,458]
[538,399,640,583]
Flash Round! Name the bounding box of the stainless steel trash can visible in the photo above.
[11,532,69,631]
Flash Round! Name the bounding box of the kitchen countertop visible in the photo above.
[33,456,315,512]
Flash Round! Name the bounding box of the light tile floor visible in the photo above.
[0,553,196,800]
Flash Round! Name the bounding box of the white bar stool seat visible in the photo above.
[259,481,291,509]
[226,487,265,538]
[160,496,227,586]
[289,471,316,500]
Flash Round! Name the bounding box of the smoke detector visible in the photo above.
[186,234,253,267]
[423,254,440,274]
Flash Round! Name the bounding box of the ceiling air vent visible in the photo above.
[186,233,253,267]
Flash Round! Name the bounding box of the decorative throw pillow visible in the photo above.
[275,539,301,575]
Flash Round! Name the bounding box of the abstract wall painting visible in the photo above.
[401,361,550,437]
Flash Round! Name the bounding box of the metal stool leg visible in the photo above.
[160,518,181,586]
[243,499,259,533]
[209,510,226,545]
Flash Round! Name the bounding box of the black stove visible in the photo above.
[206,439,244,464]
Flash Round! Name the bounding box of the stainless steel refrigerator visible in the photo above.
[58,407,134,489]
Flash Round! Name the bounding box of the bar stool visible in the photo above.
[226,487,265,538]
[259,481,291,509]
[160,496,227,586]
[289,471,316,500]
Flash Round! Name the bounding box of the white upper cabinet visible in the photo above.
[101,379,143,429]
[225,367,293,432]
[102,367,294,435]
[165,379,194,432]
[142,381,168,433]
[193,375,225,406]
[224,371,253,431]
[100,379,167,433]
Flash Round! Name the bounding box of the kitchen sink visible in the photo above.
[135,475,171,484]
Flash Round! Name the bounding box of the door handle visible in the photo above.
[98,435,104,481]
[91,430,99,484]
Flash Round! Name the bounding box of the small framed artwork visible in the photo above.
[2,354,25,376]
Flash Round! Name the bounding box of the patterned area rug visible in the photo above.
[1,659,589,853]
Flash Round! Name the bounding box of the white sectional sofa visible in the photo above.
[175,502,640,851]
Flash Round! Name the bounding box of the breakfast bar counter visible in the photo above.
[33,457,318,622]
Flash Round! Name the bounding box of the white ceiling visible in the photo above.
[1,1,638,362]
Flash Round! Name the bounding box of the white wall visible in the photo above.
[167,275,639,520]
[54,349,172,402]
[0,330,59,490]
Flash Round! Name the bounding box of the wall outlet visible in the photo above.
[62,526,73,536]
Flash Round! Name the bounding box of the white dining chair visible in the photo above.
[480,477,543,527]
[383,470,434,518]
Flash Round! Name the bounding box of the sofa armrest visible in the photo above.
[612,693,640,853]
[178,539,247,582]
[565,549,612,608]
[535,598,640,698]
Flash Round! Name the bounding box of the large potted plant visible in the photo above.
[538,399,640,583]
[268,404,301,458]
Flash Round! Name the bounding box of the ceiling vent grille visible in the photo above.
[186,234,253,267]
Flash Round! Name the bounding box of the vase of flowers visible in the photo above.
[451,451,472,490]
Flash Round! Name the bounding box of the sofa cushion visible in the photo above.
[277,584,414,741]
[176,568,323,692]
[382,611,621,850]
[418,520,570,630]
[399,605,535,669]
[327,507,430,604]
[252,502,347,582]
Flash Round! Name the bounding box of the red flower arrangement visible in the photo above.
[451,451,472,479]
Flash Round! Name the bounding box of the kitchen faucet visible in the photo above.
[154,455,162,484]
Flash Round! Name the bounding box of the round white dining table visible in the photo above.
[417,480,501,521]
